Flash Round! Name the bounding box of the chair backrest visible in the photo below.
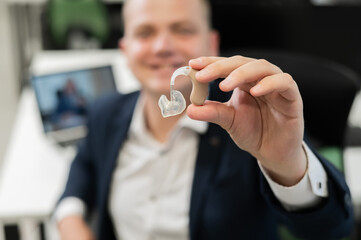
[222,48,360,149]
[47,0,110,48]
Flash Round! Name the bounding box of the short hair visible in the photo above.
[121,0,212,33]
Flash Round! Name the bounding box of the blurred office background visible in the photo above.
[0,0,19,171]
[1,0,361,239]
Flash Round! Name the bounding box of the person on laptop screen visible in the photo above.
[54,0,354,239]
[32,65,116,145]
[52,78,87,130]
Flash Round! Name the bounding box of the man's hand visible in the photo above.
[58,215,95,240]
[187,56,307,186]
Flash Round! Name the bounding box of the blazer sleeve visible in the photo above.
[56,91,136,215]
[57,97,102,212]
[259,148,354,239]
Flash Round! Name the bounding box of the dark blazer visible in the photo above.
[60,86,354,240]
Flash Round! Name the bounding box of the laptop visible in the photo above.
[31,65,118,146]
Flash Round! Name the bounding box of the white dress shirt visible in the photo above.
[54,96,328,240]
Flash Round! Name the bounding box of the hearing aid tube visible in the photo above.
[171,66,208,105]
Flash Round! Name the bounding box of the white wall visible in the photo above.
[0,2,20,168]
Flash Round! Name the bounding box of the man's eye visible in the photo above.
[176,27,196,35]
[135,30,153,38]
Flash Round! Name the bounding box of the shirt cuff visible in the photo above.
[258,142,328,211]
[53,197,86,223]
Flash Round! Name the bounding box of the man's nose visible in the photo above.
[152,32,175,56]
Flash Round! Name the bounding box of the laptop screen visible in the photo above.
[31,65,117,135]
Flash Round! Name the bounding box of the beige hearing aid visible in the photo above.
[187,68,209,105]
[158,66,209,118]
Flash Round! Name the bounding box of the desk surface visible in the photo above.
[0,88,75,221]
[0,50,139,223]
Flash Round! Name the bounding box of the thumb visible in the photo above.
[186,100,234,131]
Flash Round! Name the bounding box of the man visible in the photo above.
[55,0,354,239]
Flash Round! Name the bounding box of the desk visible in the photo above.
[0,50,139,240]
[0,88,75,240]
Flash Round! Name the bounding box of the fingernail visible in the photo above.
[221,77,231,87]
[196,68,209,80]
[251,84,262,94]
[189,58,201,65]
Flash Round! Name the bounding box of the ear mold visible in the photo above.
[158,66,209,118]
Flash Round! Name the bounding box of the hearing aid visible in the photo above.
[187,67,209,106]
[158,66,209,118]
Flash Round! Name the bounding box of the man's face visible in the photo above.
[120,0,219,97]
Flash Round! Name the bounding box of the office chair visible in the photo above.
[221,48,360,240]
[47,0,110,49]
[222,48,360,150]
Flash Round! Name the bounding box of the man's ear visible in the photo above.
[209,30,220,56]
[118,38,125,51]
[119,37,130,68]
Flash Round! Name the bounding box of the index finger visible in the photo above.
[189,55,254,83]
[189,56,224,69]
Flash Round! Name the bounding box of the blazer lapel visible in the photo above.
[189,124,225,239]
[97,93,141,239]
[99,92,140,208]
